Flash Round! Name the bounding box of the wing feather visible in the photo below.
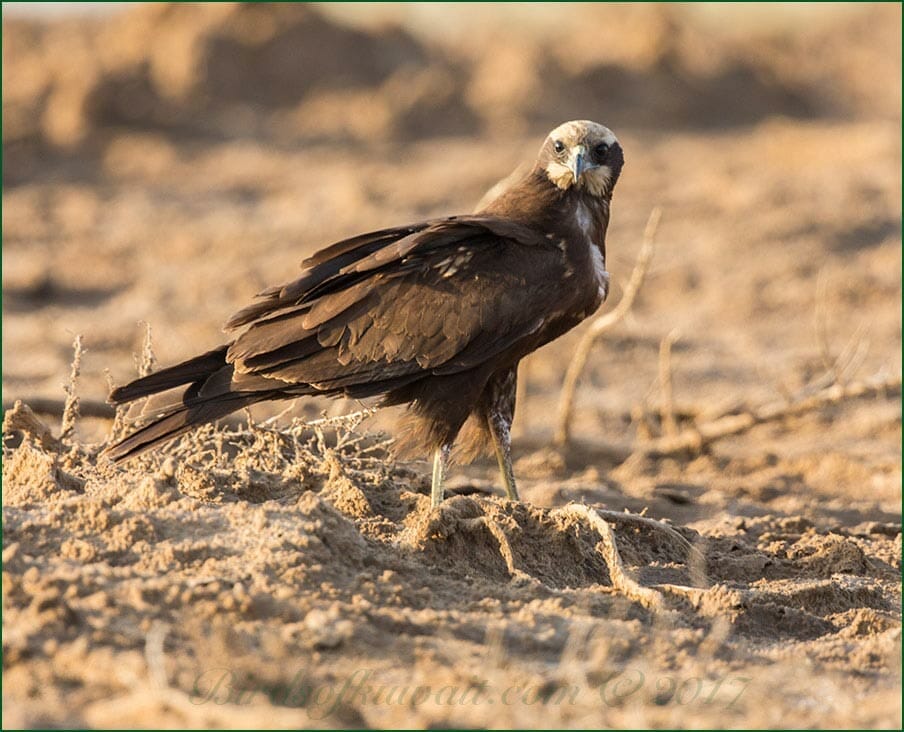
[224,224,429,330]
[223,215,568,396]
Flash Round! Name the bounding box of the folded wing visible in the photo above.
[226,215,567,395]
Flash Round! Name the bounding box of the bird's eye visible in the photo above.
[594,142,609,157]
[553,140,566,154]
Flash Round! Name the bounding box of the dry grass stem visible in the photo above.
[137,321,157,378]
[658,328,682,438]
[60,334,84,443]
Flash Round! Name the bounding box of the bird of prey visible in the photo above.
[107,120,624,507]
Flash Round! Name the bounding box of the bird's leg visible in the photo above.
[488,410,519,501]
[431,443,452,508]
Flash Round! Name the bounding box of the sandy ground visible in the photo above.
[2,3,902,728]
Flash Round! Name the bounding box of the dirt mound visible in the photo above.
[3,397,900,727]
[2,4,458,151]
[2,3,901,727]
[4,3,899,167]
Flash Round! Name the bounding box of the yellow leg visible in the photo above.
[488,412,519,501]
[431,444,451,507]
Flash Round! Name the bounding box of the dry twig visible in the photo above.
[458,515,532,582]
[104,369,128,441]
[638,371,900,458]
[294,407,379,432]
[2,397,115,420]
[552,504,664,610]
[448,500,694,609]
[137,321,157,378]
[555,207,661,446]
[60,334,84,443]
[658,328,682,437]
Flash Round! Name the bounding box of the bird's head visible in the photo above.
[539,120,624,197]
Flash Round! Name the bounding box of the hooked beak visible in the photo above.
[570,147,587,183]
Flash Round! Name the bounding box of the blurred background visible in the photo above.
[3,5,902,729]
[2,1,901,440]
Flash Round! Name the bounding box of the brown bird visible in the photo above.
[107,120,624,506]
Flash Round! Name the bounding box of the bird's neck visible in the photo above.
[485,169,610,250]
[482,168,612,311]
[485,168,609,233]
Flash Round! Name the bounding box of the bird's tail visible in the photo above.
[108,346,229,404]
[103,395,258,462]
[104,345,264,462]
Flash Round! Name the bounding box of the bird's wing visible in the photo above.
[224,216,570,391]
[224,222,432,330]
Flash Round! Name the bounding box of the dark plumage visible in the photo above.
[107,120,624,505]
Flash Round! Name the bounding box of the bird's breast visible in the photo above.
[524,243,608,358]
[588,242,610,305]
[556,206,610,312]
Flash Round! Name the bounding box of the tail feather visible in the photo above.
[104,395,257,462]
[106,345,269,462]
[109,346,230,404]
